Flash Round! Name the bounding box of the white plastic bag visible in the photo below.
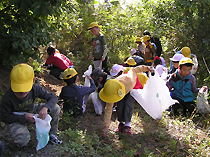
[33,114,52,151]
[83,65,92,87]
[196,87,210,113]
[130,70,178,119]
[90,91,103,115]
[191,55,198,74]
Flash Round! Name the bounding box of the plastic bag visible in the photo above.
[90,91,103,115]
[196,87,210,113]
[33,114,52,151]
[130,70,178,119]
[191,55,198,74]
[83,65,92,87]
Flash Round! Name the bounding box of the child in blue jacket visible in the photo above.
[166,57,207,116]
[59,68,96,117]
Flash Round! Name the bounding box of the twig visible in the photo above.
[202,54,210,74]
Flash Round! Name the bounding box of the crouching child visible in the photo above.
[59,68,96,117]
[1,63,62,147]
[166,57,207,116]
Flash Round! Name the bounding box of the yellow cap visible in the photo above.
[88,22,99,30]
[99,79,125,103]
[10,63,34,92]
[179,57,194,66]
[142,35,150,42]
[137,73,148,87]
[126,57,136,66]
[63,68,78,80]
[135,37,141,43]
[123,67,131,73]
[181,47,191,58]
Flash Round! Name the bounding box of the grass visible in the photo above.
[54,102,210,157]
[0,68,210,156]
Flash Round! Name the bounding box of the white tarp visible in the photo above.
[130,71,177,119]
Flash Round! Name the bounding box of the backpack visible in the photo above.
[150,36,162,57]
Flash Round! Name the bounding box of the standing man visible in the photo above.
[88,22,109,74]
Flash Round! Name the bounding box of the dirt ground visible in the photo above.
[0,68,188,157]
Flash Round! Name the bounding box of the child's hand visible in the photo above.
[86,75,92,80]
[102,126,109,137]
[38,107,48,120]
[26,113,35,123]
[101,58,105,62]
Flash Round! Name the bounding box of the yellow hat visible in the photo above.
[126,57,136,66]
[142,35,150,42]
[99,79,125,103]
[10,63,34,92]
[179,57,194,66]
[135,37,141,43]
[181,47,191,58]
[88,22,99,30]
[63,68,78,80]
[123,67,131,73]
[137,73,148,87]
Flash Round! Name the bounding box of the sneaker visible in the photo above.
[124,126,131,135]
[50,134,63,144]
[115,123,124,133]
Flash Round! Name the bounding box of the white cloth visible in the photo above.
[130,70,177,119]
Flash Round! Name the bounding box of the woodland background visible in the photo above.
[0,0,210,156]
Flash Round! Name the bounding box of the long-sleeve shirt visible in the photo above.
[103,65,149,126]
[91,32,108,60]
[59,79,96,105]
[1,84,58,124]
[166,69,199,102]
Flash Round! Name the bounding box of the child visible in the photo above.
[135,37,144,58]
[44,45,73,79]
[59,68,96,117]
[87,22,109,74]
[169,53,184,74]
[130,48,144,66]
[110,64,124,77]
[142,35,156,66]
[92,65,150,137]
[1,63,62,147]
[166,57,207,116]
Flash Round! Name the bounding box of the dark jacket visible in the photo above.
[1,84,58,124]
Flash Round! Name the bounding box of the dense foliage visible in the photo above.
[0,0,67,66]
[0,0,210,84]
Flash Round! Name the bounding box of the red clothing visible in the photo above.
[124,71,143,89]
[133,76,143,89]
[46,52,73,70]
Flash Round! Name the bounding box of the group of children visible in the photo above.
[0,22,207,150]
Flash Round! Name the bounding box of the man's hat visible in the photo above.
[10,63,34,92]
[99,79,125,103]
